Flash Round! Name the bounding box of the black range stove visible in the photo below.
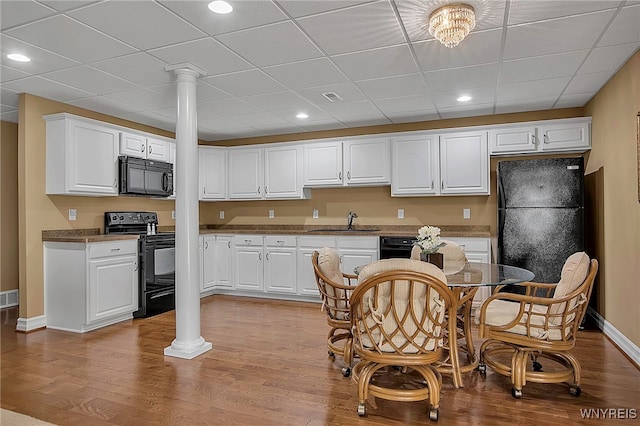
[105,212,175,318]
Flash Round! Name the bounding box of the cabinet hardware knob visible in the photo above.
[266,252,270,261]
[543,134,549,144]
[339,171,342,180]
[245,239,251,244]
[113,178,117,188]
[441,181,444,190]
[347,171,351,180]
[531,134,536,144]
[259,252,262,261]
[134,262,138,271]
[258,186,261,193]
[149,145,152,153]
[111,248,120,251]
[205,242,208,249]
[265,186,268,193]
[277,240,284,245]
[228,241,231,249]
[431,180,434,190]
[141,145,145,152]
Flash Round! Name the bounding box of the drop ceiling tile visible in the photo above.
[555,92,596,108]
[103,88,175,111]
[332,45,419,81]
[203,69,286,97]
[503,10,616,60]
[387,110,440,124]
[497,77,571,102]
[565,71,615,95]
[42,65,138,95]
[598,5,640,46]
[413,29,503,71]
[508,0,618,25]
[0,110,18,122]
[1,0,55,30]
[431,86,495,109]
[198,116,250,132]
[372,95,435,115]
[115,111,175,132]
[439,104,493,119]
[148,107,176,120]
[1,88,20,108]
[424,63,499,91]
[348,116,392,127]
[39,1,99,12]
[299,121,349,132]
[257,123,306,136]
[355,74,427,100]
[263,58,348,89]
[296,1,404,55]
[6,15,136,62]
[2,76,94,102]
[198,98,264,117]
[1,103,17,113]
[67,96,143,116]
[216,21,323,67]
[149,38,253,77]
[270,106,332,122]
[195,81,235,103]
[579,43,640,74]
[277,1,371,18]
[500,51,589,84]
[232,112,290,127]
[68,1,205,50]
[495,97,557,114]
[319,100,386,119]
[92,53,173,87]
[1,64,31,82]
[243,91,317,112]
[296,82,366,105]
[1,34,80,74]
[160,0,287,36]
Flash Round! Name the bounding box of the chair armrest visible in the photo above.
[342,272,359,286]
[494,281,557,297]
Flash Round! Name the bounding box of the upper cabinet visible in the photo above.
[44,113,120,196]
[303,138,390,187]
[489,118,590,155]
[391,131,489,196]
[119,131,171,162]
[199,146,227,200]
[228,145,308,200]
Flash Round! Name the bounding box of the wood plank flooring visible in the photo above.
[1,295,639,425]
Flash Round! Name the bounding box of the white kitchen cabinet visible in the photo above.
[303,138,390,187]
[264,236,297,294]
[439,130,489,195]
[489,118,591,155]
[233,235,264,291]
[296,236,337,297]
[337,236,379,276]
[228,147,263,199]
[199,146,227,200]
[202,234,233,293]
[44,239,138,333]
[391,134,439,196]
[44,113,120,196]
[120,131,170,162]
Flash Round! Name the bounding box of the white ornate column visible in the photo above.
[164,63,211,359]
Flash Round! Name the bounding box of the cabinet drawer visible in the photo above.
[298,236,336,249]
[265,235,296,247]
[89,240,137,259]
[235,235,264,246]
[338,236,379,250]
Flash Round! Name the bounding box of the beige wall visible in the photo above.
[1,121,19,292]
[584,50,640,347]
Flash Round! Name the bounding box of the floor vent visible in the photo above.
[322,92,343,102]
[0,290,19,309]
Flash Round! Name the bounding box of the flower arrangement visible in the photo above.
[414,225,446,254]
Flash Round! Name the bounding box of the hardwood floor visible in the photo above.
[2,295,639,425]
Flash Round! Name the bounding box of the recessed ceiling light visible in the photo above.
[208,1,233,14]
[7,53,31,62]
[296,113,309,119]
[457,95,472,102]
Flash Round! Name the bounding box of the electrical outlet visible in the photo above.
[219,211,224,220]
[463,208,471,219]
[68,209,77,221]
[398,209,405,219]
[171,210,175,220]
[269,209,275,219]
[312,208,319,219]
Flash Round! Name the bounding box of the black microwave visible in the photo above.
[119,156,173,197]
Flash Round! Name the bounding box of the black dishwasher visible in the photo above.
[379,236,416,259]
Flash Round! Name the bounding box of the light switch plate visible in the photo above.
[312,208,319,219]
[68,209,77,221]
[219,211,224,219]
[398,209,404,219]
[171,210,175,220]
[463,208,471,219]
[269,209,275,219]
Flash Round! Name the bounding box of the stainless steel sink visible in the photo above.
[306,228,379,233]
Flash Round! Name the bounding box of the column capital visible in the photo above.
[165,63,207,78]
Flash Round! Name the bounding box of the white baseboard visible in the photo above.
[588,307,640,367]
[16,315,47,332]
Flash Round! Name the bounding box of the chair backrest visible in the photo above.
[351,259,453,357]
[550,257,598,329]
[312,248,351,322]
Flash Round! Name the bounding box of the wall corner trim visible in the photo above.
[588,307,640,368]
[16,315,47,333]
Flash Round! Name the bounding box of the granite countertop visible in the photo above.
[42,229,139,243]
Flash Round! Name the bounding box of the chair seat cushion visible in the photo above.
[482,299,567,341]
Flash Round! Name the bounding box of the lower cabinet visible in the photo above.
[337,236,379,276]
[233,235,264,291]
[264,236,297,294]
[201,234,233,294]
[44,239,138,333]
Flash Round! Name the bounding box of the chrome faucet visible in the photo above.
[347,211,358,230]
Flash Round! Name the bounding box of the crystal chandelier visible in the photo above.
[428,3,476,48]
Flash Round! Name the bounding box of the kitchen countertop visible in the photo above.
[42,229,139,243]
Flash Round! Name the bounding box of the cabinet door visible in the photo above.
[264,146,302,199]
[146,137,170,162]
[303,142,343,186]
[489,126,537,154]
[228,147,263,199]
[344,138,391,185]
[296,236,336,297]
[391,135,439,196]
[539,121,590,151]
[439,131,489,195]
[199,147,227,200]
[265,246,297,294]
[68,121,120,195]
[202,235,216,291]
[234,236,264,291]
[120,131,146,158]
[339,249,377,276]
[88,254,138,323]
[214,235,233,288]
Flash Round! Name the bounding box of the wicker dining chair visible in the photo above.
[349,258,455,421]
[477,252,598,398]
[311,248,358,377]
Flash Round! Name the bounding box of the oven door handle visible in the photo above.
[150,289,174,299]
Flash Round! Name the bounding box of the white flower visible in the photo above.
[414,225,445,254]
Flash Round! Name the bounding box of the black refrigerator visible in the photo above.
[497,157,585,283]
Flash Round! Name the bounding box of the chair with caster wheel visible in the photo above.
[349,259,455,421]
[477,252,598,399]
[312,248,358,377]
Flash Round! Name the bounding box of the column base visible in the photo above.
[164,336,212,359]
